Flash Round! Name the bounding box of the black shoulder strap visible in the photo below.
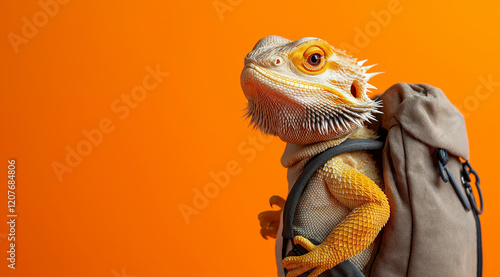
[281,138,384,261]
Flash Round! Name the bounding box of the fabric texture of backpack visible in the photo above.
[281,83,483,276]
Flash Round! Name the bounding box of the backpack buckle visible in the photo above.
[437,149,471,211]
[461,161,484,215]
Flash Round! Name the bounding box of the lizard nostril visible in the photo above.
[350,83,357,98]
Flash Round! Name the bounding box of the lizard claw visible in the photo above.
[258,195,285,240]
[258,210,281,239]
[258,210,280,226]
[269,195,286,208]
[292,236,316,251]
[260,226,277,239]
[282,236,334,277]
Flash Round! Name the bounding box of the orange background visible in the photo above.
[1,0,499,276]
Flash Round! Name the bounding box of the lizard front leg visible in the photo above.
[258,195,285,239]
[282,157,390,277]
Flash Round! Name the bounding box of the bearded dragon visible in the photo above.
[240,36,390,277]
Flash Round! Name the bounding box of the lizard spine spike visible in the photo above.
[363,64,377,71]
[357,59,368,66]
[366,72,384,80]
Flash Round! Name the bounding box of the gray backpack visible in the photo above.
[282,83,483,276]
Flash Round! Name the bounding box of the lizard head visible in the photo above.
[240,35,382,144]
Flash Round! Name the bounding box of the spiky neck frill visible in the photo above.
[245,95,381,145]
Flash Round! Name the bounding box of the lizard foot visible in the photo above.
[258,195,285,239]
[282,236,337,277]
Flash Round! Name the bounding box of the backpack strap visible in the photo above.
[281,138,384,275]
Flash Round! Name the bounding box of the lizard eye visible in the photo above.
[307,54,321,67]
[290,43,329,74]
[302,46,326,72]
